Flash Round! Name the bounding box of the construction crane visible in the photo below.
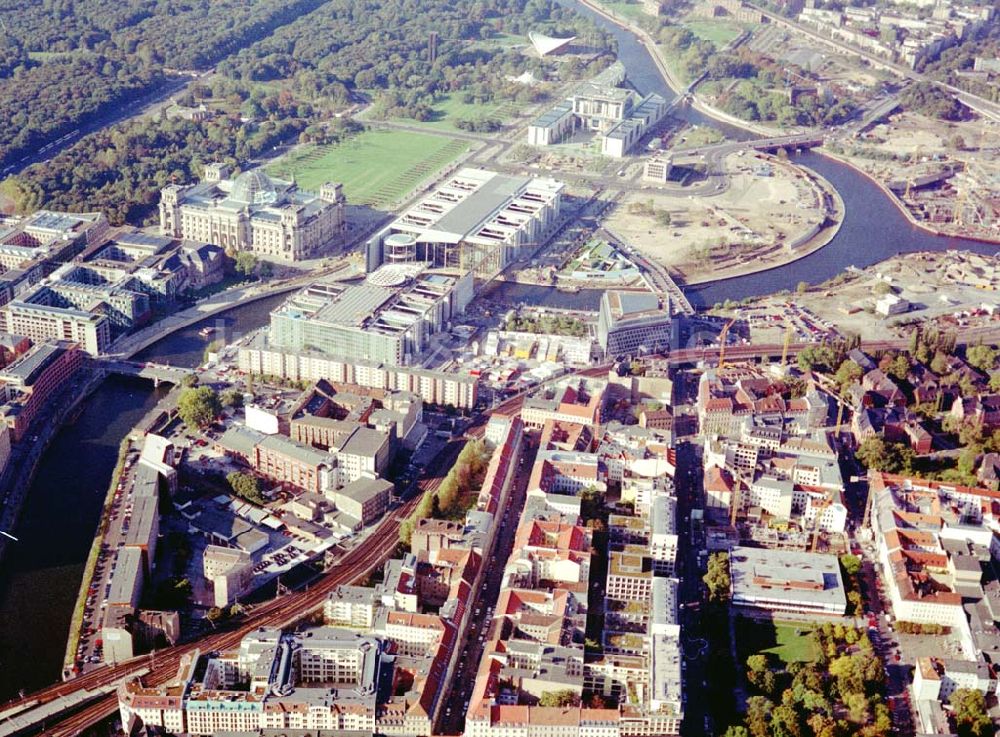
[718,318,736,370]
[904,145,924,200]
[953,186,970,227]
[780,324,794,372]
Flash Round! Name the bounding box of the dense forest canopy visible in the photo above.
[0,0,327,168]
[1,0,611,224]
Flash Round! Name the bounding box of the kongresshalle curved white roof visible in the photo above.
[528,31,575,56]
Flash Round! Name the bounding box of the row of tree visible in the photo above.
[399,438,490,545]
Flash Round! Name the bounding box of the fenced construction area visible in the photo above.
[269,129,470,210]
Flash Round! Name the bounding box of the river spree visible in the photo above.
[563,0,998,308]
[0,294,285,699]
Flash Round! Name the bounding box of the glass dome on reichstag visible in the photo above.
[229,169,279,206]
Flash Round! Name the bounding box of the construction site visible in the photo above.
[604,150,844,284]
[710,250,1000,343]
[830,112,1000,242]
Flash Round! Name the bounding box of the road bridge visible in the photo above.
[600,225,695,316]
[672,132,825,165]
[93,359,195,386]
[852,94,902,135]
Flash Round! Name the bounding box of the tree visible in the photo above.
[950,688,992,737]
[704,552,731,603]
[840,554,862,577]
[234,251,258,277]
[886,354,910,381]
[931,351,950,375]
[538,690,580,707]
[227,471,266,505]
[797,344,837,373]
[966,344,997,372]
[796,281,809,294]
[221,388,244,408]
[856,437,914,473]
[723,727,750,737]
[206,606,224,623]
[834,360,863,391]
[745,696,773,737]
[177,386,221,427]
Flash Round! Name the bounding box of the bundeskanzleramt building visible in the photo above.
[527,62,667,158]
[366,168,563,279]
[159,163,345,261]
[597,290,671,358]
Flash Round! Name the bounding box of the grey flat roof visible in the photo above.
[433,174,528,237]
[259,434,332,467]
[192,506,254,541]
[336,427,388,459]
[125,496,159,549]
[530,100,574,129]
[133,463,161,498]
[315,284,395,327]
[0,341,68,385]
[730,546,846,611]
[109,547,143,604]
[114,231,174,251]
[219,425,266,457]
[337,476,393,504]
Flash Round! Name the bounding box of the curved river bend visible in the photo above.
[558,0,998,309]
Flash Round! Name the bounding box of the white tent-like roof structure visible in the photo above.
[528,31,575,56]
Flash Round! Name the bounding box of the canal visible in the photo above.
[0,294,285,700]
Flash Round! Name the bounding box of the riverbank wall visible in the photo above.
[0,369,107,568]
[818,149,1000,246]
[680,167,846,287]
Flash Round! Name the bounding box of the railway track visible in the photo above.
[9,444,461,737]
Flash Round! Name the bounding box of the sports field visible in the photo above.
[599,1,650,22]
[269,129,468,209]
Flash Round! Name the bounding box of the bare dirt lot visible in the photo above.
[605,152,841,284]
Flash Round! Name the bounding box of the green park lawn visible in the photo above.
[268,129,468,208]
[404,92,511,131]
[683,19,747,47]
[599,1,651,22]
[737,618,821,665]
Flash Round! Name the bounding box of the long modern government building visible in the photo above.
[365,168,563,279]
